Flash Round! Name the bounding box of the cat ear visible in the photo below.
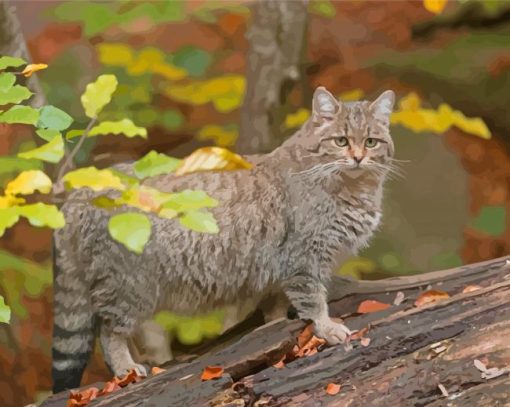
[312,86,340,122]
[370,90,395,122]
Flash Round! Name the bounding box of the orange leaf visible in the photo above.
[462,285,482,294]
[98,380,121,396]
[326,383,341,395]
[357,300,391,314]
[350,326,370,341]
[67,387,99,407]
[115,369,143,387]
[414,290,450,307]
[151,366,166,375]
[297,324,314,348]
[175,147,252,176]
[21,63,48,77]
[201,365,224,381]
[360,337,371,347]
[273,358,286,369]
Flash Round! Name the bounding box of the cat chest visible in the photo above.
[327,206,381,251]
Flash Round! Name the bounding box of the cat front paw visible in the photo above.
[313,318,351,345]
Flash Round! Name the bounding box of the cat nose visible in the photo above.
[353,156,363,164]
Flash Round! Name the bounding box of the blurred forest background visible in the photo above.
[1,0,509,405]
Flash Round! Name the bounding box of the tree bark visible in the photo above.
[41,255,510,407]
[236,0,308,154]
[0,0,46,107]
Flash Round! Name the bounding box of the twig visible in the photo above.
[55,116,97,185]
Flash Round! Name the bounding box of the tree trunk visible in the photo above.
[41,255,510,407]
[236,0,308,154]
[0,0,45,107]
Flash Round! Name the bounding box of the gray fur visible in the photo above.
[52,86,396,392]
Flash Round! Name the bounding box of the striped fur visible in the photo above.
[52,87,396,391]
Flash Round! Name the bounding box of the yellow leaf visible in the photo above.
[152,62,188,81]
[447,105,491,139]
[97,43,134,67]
[165,75,245,112]
[0,195,25,208]
[391,93,491,139]
[285,108,310,129]
[175,147,253,176]
[89,119,147,139]
[339,88,364,101]
[197,125,238,147]
[398,92,421,111]
[63,167,125,191]
[423,0,448,14]
[81,74,118,118]
[4,170,52,196]
[18,134,64,163]
[21,63,48,77]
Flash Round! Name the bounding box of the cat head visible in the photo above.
[306,86,395,178]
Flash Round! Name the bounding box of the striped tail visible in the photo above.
[51,240,95,393]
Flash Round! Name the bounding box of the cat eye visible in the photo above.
[334,137,349,147]
[365,138,378,148]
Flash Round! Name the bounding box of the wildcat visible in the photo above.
[52,86,396,392]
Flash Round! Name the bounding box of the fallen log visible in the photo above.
[41,255,510,407]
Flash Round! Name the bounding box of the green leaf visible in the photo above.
[63,166,125,191]
[309,0,336,18]
[108,212,151,254]
[0,207,20,237]
[67,119,147,139]
[108,169,140,188]
[81,74,118,118]
[160,110,184,130]
[37,105,73,131]
[163,190,218,212]
[173,46,212,77]
[65,129,84,139]
[0,85,33,105]
[470,205,506,236]
[179,210,219,234]
[36,128,60,142]
[18,134,64,163]
[0,56,26,70]
[17,203,65,229]
[0,105,40,125]
[0,249,51,319]
[0,157,42,176]
[0,73,16,91]
[0,296,10,324]
[133,150,181,179]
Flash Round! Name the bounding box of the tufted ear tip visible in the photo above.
[312,86,340,121]
[370,90,395,121]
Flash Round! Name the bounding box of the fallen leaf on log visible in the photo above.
[97,380,121,396]
[360,337,371,347]
[67,387,99,407]
[462,285,482,293]
[151,367,166,375]
[201,365,224,381]
[325,383,341,395]
[272,355,286,369]
[296,324,314,348]
[357,299,391,313]
[414,290,450,307]
[350,326,370,341]
[115,369,143,387]
[294,335,326,358]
